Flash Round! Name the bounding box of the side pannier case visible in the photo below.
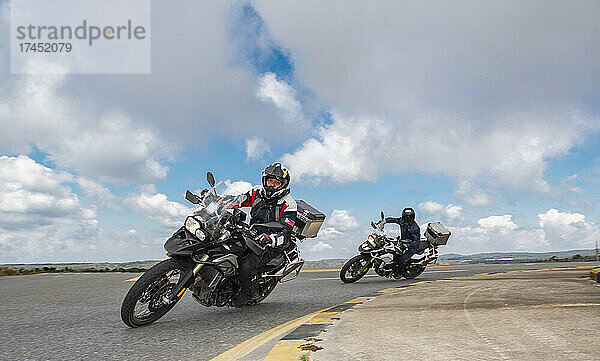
[425,222,451,245]
[293,200,326,238]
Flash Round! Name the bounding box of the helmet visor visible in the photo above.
[265,177,282,189]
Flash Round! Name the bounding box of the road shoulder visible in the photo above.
[314,267,600,361]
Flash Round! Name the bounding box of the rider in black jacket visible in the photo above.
[233,162,297,306]
[384,208,420,276]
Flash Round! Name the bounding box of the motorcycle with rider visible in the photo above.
[340,208,450,283]
[121,163,325,327]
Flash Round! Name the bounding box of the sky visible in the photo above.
[1,0,600,263]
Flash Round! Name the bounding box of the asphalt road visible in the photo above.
[0,262,595,360]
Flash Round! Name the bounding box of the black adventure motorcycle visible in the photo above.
[340,211,450,283]
[121,172,325,327]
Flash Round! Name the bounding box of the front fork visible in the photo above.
[362,256,375,273]
[170,254,210,301]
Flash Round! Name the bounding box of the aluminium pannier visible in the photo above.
[293,200,326,238]
[425,222,451,245]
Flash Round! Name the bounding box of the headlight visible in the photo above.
[185,216,201,234]
[367,235,377,247]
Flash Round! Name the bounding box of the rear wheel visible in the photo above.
[340,254,371,283]
[121,259,187,328]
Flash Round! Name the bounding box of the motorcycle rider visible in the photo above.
[233,162,297,306]
[383,208,420,277]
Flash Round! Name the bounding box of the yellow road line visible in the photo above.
[263,340,306,361]
[125,275,141,282]
[305,311,341,325]
[377,287,399,293]
[209,307,331,361]
[345,296,375,304]
[410,280,434,285]
[591,268,600,282]
[300,268,340,273]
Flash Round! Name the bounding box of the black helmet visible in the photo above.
[402,208,415,224]
[262,162,291,199]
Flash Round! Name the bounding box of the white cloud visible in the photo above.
[418,201,463,221]
[419,201,444,214]
[222,179,253,195]
[246,137,271,161]
[477,215,518,230]
[257,72,302,122]
[0,2,314,185]
[0,156,77,219]
[282,112,596,202]
[299,209,367,260]
[0,156,101,263]
[327,209,361,231]
[456,181,494,206]
[258,1,600,201]
[76,176,120,210]
[281,113,390,183]
[538,208,585,227]
[537,208,599,250]
[124,186,193,227]
[51,114,169,184]
[318,227,343,237]
[442,209,599,254]
[0,71,170,184]
[308,240,333,252]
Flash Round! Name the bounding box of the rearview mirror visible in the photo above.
[185,190,200,204]
[206,172,215,188]
[380,211,385,221]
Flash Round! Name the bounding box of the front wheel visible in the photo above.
[121,259,187,328]
[340,254,371,283]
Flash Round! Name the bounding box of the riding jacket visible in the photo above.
[240,186,297,247]
[385,217,421,243]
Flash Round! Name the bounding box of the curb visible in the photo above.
[262,266,592,361]
[591,268,600,283]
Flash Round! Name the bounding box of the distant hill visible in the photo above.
[1,249,598,275]
[439,249,598,263]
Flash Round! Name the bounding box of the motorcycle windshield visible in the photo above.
[192,188,245,239]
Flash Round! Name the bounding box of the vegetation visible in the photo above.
[1,249,597,277]
[0,260,159,276]
[0,265,148,276]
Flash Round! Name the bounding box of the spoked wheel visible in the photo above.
[340,254,371,283]
[403,265,426,279]
[121,259,187,328]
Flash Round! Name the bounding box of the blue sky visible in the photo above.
[1,1,600,263]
